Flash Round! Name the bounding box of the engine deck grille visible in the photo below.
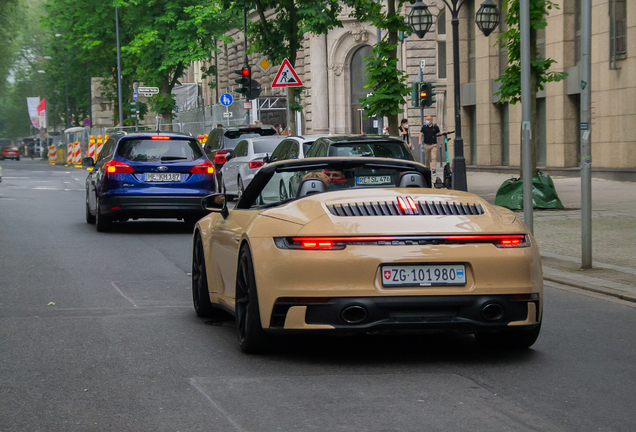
[327,199,484,217]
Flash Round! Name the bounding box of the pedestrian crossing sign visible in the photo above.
[271,58,303,88]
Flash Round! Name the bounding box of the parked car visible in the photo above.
[221,135,285,198]
[203,124,278,191]
[305,135,414,161]
[192,157,541,353]
[83,132,216,232]
[1,145,20,161]
[268,134,331,163]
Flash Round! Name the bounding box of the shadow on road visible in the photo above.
[199,316,541,366]
[81,220,196,235]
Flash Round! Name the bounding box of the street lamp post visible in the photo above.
[55,34,71,129]
[408,0,499,191]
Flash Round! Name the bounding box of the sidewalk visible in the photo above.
[467,171,636,303]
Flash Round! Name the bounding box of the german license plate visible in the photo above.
[356,175,392,185]
[145,173,181,182]
[381,264,467,287]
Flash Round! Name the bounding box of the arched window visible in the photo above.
[350,45,374,134]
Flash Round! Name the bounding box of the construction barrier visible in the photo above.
[67,143,74,164]
[48,145,57,164]
[96,135,103,159]
[73,142,82,165]
[88,135,96,160]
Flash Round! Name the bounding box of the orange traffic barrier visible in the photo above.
[73,142,82,165]
[96,135,103,158]
[48,145,56,164]
[203,134,208,143]
[66,143,74,164]
[88,135,96,159]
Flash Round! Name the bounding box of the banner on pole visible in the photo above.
[37,98,46,129]
[27,97,40,129]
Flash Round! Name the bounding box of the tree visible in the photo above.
[218,0,347,134]
[495,0,567,176]
[348,0,412,135]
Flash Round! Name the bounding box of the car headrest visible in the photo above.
[298,178,328,197]
[398,171,426,188]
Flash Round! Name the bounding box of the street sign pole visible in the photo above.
[419,61,424,164]
[520,0,533,234]
[133,82,139,132]
[581,0,592,268]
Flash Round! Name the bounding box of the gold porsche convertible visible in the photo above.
[192,158,542,353]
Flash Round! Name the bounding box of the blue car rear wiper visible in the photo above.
[160,156,188,161]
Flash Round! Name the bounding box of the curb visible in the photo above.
[544,275,636,303]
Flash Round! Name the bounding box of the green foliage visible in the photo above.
[348,0,412,127]
[360,40,410,118]
[495,0,568,104]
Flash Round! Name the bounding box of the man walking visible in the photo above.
[418,115,440,174]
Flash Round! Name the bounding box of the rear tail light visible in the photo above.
[249,161,265,169]
[190,161,214,174]
[274,235,529,250]
[104,160,134,174]
[150,136,170,140]
[213,150,229,164]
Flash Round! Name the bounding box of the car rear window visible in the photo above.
[253,140,283,154]
[224,128,277,149]
[328,142,414,160]
[117,139,203,162]
[303,142,314,154]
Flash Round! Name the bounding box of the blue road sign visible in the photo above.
[220,93,233,106]
[133,92,138,101]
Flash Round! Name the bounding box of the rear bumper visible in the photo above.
[269,294,541,332]
[99,194,207,219]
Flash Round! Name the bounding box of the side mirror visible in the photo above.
[263,154,270,164]
[81,156,95,167]
[225,152,233,161]
[201,193,229,219]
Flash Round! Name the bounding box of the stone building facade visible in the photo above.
[446,0,635,172]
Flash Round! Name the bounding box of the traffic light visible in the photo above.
[235,66,251,97]
[234,65,262,100]
[420,82,437,107]
[130,101,139,120]
[411,82,420,107]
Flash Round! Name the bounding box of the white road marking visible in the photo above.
[189,378,245,432]
[110,282,138,307]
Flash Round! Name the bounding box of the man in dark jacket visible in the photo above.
[418,115,440,174]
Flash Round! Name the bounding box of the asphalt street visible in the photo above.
[1,160,635,432]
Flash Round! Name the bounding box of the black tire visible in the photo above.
[192,234,217,318]
[237,177,244,200]
[85,195,96,224]
[235,245,268,354]
[16,156,20,161]
[475,323,541,350]
[95,201,112,232]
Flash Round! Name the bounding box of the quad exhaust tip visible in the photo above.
[481,303,505,322]
[341,305,368,324]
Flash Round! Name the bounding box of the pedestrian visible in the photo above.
[281,124,289,136]
[418,115,440,174]
[253,120,262,125]
[215,124,223,128]
[274,124,282,135]
[383,126,389,135]
[398,119,411,150]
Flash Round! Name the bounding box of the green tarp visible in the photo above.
[495,172,564,210]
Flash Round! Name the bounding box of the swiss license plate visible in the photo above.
[145,173,181,182]
[356,175,392,185]
[381,264,467,287]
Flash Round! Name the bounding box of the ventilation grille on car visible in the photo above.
[327,199,484,217]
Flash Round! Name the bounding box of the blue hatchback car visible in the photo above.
[83,132,215,232]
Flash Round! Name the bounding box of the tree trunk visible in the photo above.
[160,78,173,125]
[386,0,399,135]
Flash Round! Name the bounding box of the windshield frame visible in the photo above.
[235,157,431,209]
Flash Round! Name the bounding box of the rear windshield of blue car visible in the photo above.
[117,139,203,162]
[328,142,414,160]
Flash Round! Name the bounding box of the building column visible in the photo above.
[310,34,330,133]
